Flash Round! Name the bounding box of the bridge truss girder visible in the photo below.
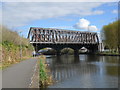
[28,27,100,54]
[28,27,99,44]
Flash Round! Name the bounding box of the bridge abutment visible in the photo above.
[34,44,38,52]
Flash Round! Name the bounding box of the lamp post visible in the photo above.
[19,31,22,60]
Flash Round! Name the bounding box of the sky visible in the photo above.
[0,1,118,40]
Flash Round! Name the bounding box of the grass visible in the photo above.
[39,55,47,87]
[39,55,53,88]
[100,51,119,55]
[40,59,47,82]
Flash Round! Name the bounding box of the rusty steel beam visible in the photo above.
[28,27,99,44]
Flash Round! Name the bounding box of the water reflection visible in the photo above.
[46,54,119,88]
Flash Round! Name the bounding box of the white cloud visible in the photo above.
[73,18,90,30]
[88,25,98,32]
[73,18,99,32]
[1,2,104,28]
[112,10,117,14]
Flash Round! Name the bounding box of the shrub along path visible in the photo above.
[2,58,38,88]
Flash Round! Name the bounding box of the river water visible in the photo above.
[45,54,119,88]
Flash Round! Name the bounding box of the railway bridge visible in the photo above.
[28,27,100,55]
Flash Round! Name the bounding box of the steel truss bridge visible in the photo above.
[28,27,100,55]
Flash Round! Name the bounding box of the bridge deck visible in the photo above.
[30,42,98,44]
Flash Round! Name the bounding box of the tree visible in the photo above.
[102,20,119,53]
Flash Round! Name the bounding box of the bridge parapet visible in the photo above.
[28,27,99,45]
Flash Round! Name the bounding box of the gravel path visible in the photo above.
[2,58,38,88]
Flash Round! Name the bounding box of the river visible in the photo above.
[45,54,119,88]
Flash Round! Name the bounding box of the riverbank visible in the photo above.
[1,26,34,70]
[96,51,120,56]
[1,41,34,69]
[1,43,33,70]
[79,52,120,56]
[96,53,120,56]
[39,55,53,88]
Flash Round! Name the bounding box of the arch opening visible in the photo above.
[38,47,56,55]
[79,47,88,53]
[61,47,74,55]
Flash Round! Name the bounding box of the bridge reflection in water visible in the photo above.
[47,55,99,82]
[46,55,119,88]
[51,63,98,82]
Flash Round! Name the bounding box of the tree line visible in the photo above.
[102,20,120,53]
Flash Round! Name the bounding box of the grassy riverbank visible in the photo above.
[1,26,34,69]
[39,55,53,88]
[96,51,120,56]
